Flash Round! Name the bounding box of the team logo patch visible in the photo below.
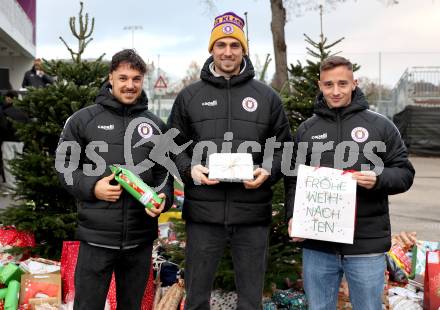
[222,24,234,35]
[138,123,153,139]
[351,127,369,143]
[242,97,258,112]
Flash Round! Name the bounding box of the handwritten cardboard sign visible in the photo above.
[290,165,357,244]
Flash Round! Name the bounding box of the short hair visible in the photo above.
[110,49,146,75]
[320,56,353,72]
[5,90,18,99]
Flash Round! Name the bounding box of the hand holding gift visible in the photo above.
[109,165,163,211]
[145,193,167,218]
[94,174,123,202]
[191,164,219,186]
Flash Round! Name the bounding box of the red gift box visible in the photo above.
[60,241,154,310]
[424,250,440,310]
[0,226,35,248]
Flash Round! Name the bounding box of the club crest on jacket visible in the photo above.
[138,123,153,139]
[242,97,258,112]
[351,127,369,143]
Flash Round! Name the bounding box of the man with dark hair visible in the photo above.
[56,49,173,310]
[285,55,415,309]
[168,12,291,310]
[22,58,53,88]
[0,90,28,189]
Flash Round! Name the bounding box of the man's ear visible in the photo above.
[353,79,358,90]
[108,73,113,86]
[317,80,322,91]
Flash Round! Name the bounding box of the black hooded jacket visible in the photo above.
[56,83,173,247]
[285,88,415,255]
[0,103,29,142]
[168,56,292,225]
[22,66,53,88]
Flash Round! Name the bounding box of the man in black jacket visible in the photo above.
[285,56,415,310]
[0,90,28,189]
[168,12,291,310]
[56,49,173,310]
[22,58,53,88]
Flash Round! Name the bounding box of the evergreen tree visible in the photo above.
[283,27,359,132]
[0,2,108,258]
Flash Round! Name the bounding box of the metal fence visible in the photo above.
[377,66,440,117]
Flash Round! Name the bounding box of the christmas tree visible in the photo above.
[0,2,108,258]
[283,9,359,132]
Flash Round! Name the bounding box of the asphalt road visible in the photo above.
[389,156,440,241]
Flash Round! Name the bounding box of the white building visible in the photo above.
[0,0,36,91]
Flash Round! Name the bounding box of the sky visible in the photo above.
[36,0,440,88]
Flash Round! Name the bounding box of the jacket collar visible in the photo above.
[314,87,369,120]
[95,82,148,115]
[200,55,255,88]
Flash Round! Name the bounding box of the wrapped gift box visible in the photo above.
[208,153,254,182]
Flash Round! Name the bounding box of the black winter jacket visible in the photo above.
[285,88,415,255]
[22,66,53,88]
[56,83,173,247]
[168,56,291,225]
[0,104,29,142]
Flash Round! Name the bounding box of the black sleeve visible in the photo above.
[374,121,415,194]
[265,91,292,185]
[166,90,194,185]
[152,121,174,212]
[55,114,101,201]
[21,72,30,88]
[42,74,54,85]
[284,123,308,221]
[0,108,7,136]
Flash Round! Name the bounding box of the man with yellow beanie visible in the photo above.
[168,11,291,309]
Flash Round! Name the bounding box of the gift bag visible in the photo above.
[424,250,440,310]
[411,241,440,282]
[60,241,154,310]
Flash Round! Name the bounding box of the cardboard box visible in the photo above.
[20,273,61,309]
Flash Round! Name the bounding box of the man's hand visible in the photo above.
[288,218,306,242]
[145,193,166,218]
[94,174,122,202]
[352,170,377,189]
[243,168,270,189]
[191,164,220,185]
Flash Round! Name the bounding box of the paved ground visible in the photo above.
[389,156,440,240]
[1,156,439,240]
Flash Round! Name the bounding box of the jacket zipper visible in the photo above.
[122,107,128,248]
[225,80,231,226]
[336,110,342,254]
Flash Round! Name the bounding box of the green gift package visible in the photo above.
[110,165,162,210]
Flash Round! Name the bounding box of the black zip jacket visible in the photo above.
[168,56,291,225]
[22,66,53,88]
[285,88,415,255]
[0,104,29,142]
[56,83,173,247]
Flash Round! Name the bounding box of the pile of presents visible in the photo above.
[1,220,439,309]
[338,232,440,310]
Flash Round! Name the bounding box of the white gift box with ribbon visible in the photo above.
[208,153,254,182]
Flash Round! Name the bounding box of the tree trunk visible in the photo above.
[270,0,288,91]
